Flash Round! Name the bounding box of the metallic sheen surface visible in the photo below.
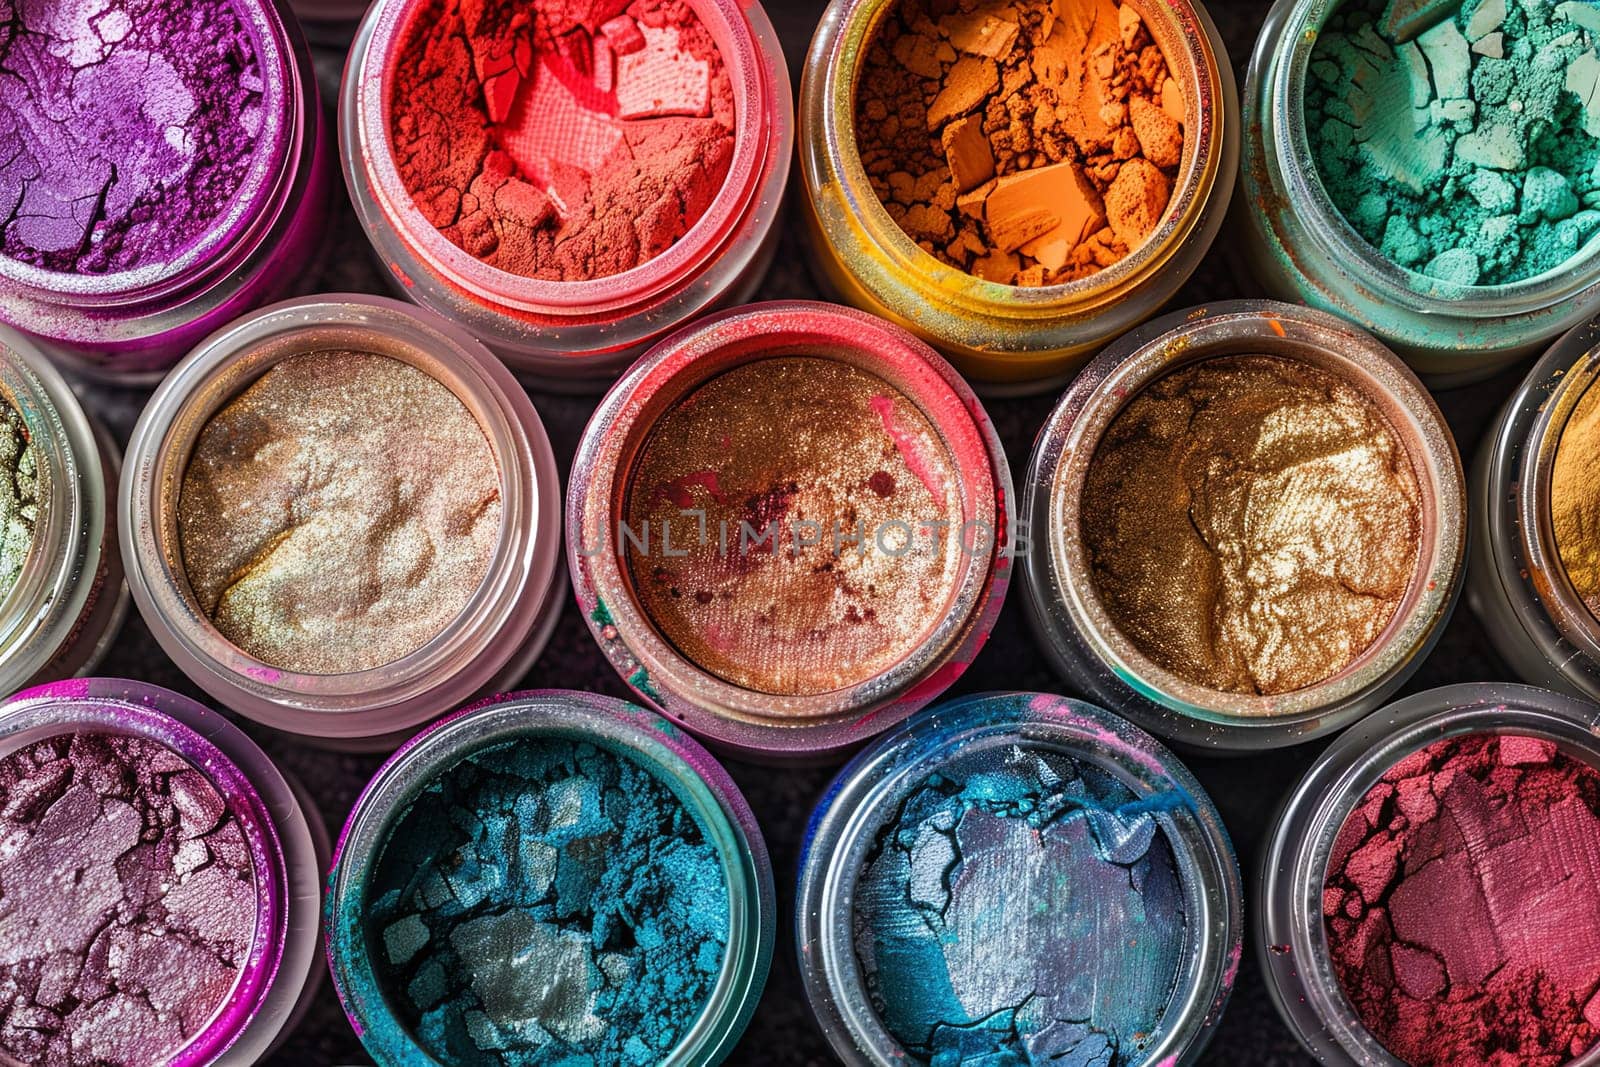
[178,350,502,675]
[1080,354,1421,696]
[625,357,961,696]
[1553,376,1600,620]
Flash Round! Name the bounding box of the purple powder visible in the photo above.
[0,731,260,1066]
[0,0,270,275]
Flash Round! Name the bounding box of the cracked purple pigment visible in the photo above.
[0,0,274,275]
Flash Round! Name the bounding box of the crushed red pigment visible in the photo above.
[1324,733,1600,1067]
[389,0,737,282]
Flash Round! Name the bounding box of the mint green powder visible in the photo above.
[1306,0,1600,285]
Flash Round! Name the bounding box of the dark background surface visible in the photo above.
[67,0,1535,1062]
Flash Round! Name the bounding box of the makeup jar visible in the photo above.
[799,0,1238,393]
[569,301,1013,761]
[0,677,324,1065]
[340,0,793,390]
[0,325,126,692]
[1239,0,1600,385]
[797,691,1241,1065]
[1467,316,1600,703]
[1022,301,1465,751]
[327,689,773,1065]
[0,0,329,384]
[121,295,563,747]
[1261,682,1600,1066]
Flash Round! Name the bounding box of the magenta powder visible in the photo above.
[0,0,269,275]
[0,731,260,1066]
[1325,733,1600,1067]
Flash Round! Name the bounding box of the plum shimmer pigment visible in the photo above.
[177,350,502,675]
[1325,733,1600,1067]
[1081,354,1421,696]
[624,357,962,696]
[0,0,266,274]
[388,0,737,281]
[0,732,258,1065]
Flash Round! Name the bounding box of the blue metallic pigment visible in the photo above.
[364,737,730,1065]
[853,745,1188,1066]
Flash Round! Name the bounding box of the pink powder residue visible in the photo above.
[1325,733,1600,1067]
[870,394,945,498]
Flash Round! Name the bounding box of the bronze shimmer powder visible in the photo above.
[177,351,502,675]
[1552,379,1600,621]
[624,357,961,696]
[1080,354,1421,696]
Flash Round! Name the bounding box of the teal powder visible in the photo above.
[1305,0,1600,285]
[364,737,730,1066]
[0,398,37,600]
[852,746,1188,1067]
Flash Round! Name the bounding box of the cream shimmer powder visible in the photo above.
[1080,354,1421,696]
[624,357,961,697]
[177,351,502,675]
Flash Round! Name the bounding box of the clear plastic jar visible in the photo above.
[1469,315,1600,701]
[1021,301,1466,751]
[799,0,1239,394]
[120,295,564,748]
[797,691,1242,1065]
[0,0,330,385]
[1237,0,1600,387]
[0,677,325,1063]
[326,689,774,1065]
[1258,682,1600,1065]
[568,301,1014,762]
[0,325,126,691]
[340,0,793,391]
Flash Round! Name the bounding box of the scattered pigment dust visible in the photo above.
[624,357,963,697]
[177,350,502,676]
[0,394,37,601]
[1324,733,1600,1067]
[1080,354,1422,697]
[853,744,1187,1065]
[0,0,270,275]
[1553,375,1600,621]
[853,0,1188,286]
[388,0,737,282]
[363,736,729,1066]
[0,731,260,1066]
[1305,0,1600,286]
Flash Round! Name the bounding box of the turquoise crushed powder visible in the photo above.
[365,737,730,1066]
[853,746,1188,1067]
[1305,0,1600,285]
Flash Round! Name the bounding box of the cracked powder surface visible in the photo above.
[853,744,1187,1067]
[0,731,260,1066]
[1079,354,1421,697]
[0,391,37,601]
[1325,733,1600,1067]
[388,0,737,282]
[0,0,269,275]
[363,736,730,1066]
[176,350,503,676]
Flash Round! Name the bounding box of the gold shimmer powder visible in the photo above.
[625,357,961,697]
[1080,355,1421,696]
[1553,378,1600,620]
[178,351,502,675]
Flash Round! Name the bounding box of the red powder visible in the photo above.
[389,0,736,281]
[1325,733,1600,1067]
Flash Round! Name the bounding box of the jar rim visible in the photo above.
[119,294,562,739]
[325,690,775,1066]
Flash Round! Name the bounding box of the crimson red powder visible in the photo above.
[389,0,736,282]
[1325,733,1600,1067]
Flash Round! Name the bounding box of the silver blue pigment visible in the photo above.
[853,745,1188,1067]
[364,737,729,1065]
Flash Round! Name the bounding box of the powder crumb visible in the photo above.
[854,0,1188,286]
[1080,354,1422,697]
[1326,734,1600,1067]
[389,0,736,282]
